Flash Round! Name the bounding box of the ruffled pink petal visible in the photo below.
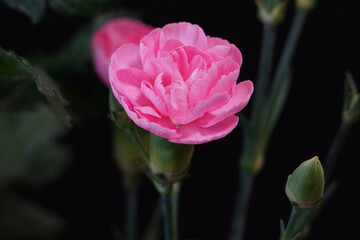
[139,28,163,63]
[162,22,208,51]
[208,69,239,96]
[109,44,143,71]
[207,36,242,66]
[169,115,239,144]
[183,92,230,125]
[143,56,174,82]
[188,59,239,106]
[110,68,152,107]
[169,80,189,112]
[170,47,189,80]
[196,80,254,127]
[141,80,168,116]
[114,94,181,139]
[134,105,162,118]
[159,39,184,58]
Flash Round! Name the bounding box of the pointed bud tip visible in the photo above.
[285,156,325,208]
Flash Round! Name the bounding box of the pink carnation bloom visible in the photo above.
[110,22,253,144]
[91,17,154,85]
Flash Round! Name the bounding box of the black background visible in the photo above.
[1,0,360,239]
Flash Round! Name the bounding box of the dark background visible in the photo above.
[1,0,359,239]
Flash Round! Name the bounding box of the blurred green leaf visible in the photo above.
[0,48,33,82]
[1,0,46,23]
[0,194,64,240]
[0,104,69,187]
[0,47,71,126]
[49,0,117,16]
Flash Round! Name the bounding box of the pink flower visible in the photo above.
[110,22,253,144]
[91,17,154,85]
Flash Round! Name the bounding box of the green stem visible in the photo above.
[142,198,162,240]
[171,182,181,238]
[229,173,254,240]
[323,121,351,181]
[262,8,308,138]
[281,207,302,240]
[160,184,178,240]
[124,186,138,240]
[251,23,276,126]
[270,8,307,98]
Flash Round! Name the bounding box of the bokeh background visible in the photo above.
[1,0,359,239]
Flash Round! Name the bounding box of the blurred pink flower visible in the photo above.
[110,22,253,144]
[91,17,154,86]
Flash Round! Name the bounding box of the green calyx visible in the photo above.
[149,134,194,183]
[285,156,325,208]
[255,0,288,25]
[296,0,317,11]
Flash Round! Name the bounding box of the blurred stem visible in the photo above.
[142,198,162,240]
[160,183,178,240]
[323,121,351,181]
[233,7,309,240]
[124,186,138,240]
[251,23,276,126]
[281,207,301,240]
[229,173,254,240]
[171,182,181,238]
[269,8,307,103]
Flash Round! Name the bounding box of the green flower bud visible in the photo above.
[342,72,360,124]
[113,125,149,187]
[296,0,317,11]
[149,134,194,183]
[255,0,288,25]
[285,156,325,208]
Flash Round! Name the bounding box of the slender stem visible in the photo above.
[281,207,301,240]
[124,186,138,240]
[251,23,276,125]
[229,173,254,240]
[142,198,162,240]
[161,186,178,240]
[171,182,181,238]
[271,8,307,97]
[323,121,351,181]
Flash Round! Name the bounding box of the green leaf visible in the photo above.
[49,0,117,16]
[0,47,71,126]
[0,194,64,239]
[0,104,69,187]
[0,48,33,82]
[1,0,46,23]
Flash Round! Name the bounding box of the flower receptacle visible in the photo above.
[149,134,194,183]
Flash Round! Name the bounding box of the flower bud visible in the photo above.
[255,0,288,25]
[296,0,316,11]
[342,72,360,124]
[149,133,194,183]
[113,126,149,187]
[285,156,325,208]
